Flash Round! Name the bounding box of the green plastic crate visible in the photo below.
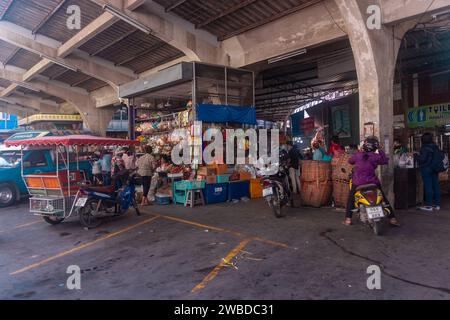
[174,180,205,191]
[173,191,187,205]
[217,174,230,183]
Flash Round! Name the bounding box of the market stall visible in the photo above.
[119,62,258,206]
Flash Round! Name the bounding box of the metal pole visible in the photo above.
[67,146,71,197]
[192,62,197,120]
[224,67,228,106]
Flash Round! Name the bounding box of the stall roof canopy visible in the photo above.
[5,135,139,147]
[119,61,253,99]
[119,62,194,99]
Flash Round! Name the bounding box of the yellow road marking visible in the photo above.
[10,216,159,276]
[0,220,43,234]
[191,238,251,293]
[253,237,291,249]
[159,214,246,238]
[157,213,289,248]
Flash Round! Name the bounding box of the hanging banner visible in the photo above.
[196,104,256,125]
[290,111,304,137]
[332,105,351,138]
[407,102,450,128]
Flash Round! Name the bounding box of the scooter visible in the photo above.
[260,164,293,218]
[74,171,141,228]
[352,182,390,236]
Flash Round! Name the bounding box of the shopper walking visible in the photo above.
[287,141,302,194]
[100,151,112,186]
[415,133,442,212]
[137,145,157,206]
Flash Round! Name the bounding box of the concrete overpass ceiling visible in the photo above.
[397,14,450,76]
[0,0,103,42]
[155,0,321,41]
[79,20,185,73]
[250,39,357,121]
[4,48,41,70]
[40,64,108,92]
[14,87,65,104]
[0,39,17,63]
[0,78,11,88]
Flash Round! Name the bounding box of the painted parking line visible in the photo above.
[0,220,43,234]
[191,238,252,293]
[159,214,245,238]
[10,216,159,276]
[157,213,291,249]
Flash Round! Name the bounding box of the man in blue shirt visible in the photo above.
[100,151,112,186]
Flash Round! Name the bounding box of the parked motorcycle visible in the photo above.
[352,182,390,235]
[260,163,293,218]
[74,171,141,228]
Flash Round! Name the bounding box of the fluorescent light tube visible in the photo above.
[103,4,152,35]
[268,49,307,64]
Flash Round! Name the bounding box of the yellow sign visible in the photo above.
[19,114,82,126]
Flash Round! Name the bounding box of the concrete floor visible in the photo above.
[0,196,449,300]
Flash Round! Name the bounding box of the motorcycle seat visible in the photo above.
[355,184,379,192]
[84,185,116,194]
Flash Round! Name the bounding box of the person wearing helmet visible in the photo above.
[343,136,400,226]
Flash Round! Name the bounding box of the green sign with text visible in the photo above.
[407,102,450,128]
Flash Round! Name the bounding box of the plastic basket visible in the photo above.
[217,174,230,183]
[155,194,171,205]
[174,180,205,191]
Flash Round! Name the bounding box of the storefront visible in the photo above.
[290,94,360,156]
[119,62,262,206]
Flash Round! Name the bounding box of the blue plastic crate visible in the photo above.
[228,180,250,201]
[203,183,228,204]
[155,194,171,205]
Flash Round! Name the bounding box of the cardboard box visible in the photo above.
[206,175,217,184]
[239,172,252,181]
[198,166,216,176]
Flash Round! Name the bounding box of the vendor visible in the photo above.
[329,135,344,157]
[149,155,173,200]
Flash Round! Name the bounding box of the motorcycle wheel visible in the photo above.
[79,199,103,229]
[43,216,64,225]
[271,189,285,218]
[372,220,383,236]
[133,199,141,216]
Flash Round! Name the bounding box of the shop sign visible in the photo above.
[18,114,82,126]
[407,102,450,128]
[332,105,351,138]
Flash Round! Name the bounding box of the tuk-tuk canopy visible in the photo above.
[4,135,139,147]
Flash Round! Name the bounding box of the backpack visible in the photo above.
[431,147,449,173]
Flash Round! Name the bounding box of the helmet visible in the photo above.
[362,136,379,153]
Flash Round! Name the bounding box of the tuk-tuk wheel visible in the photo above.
[43,216,64,225]
[0,183,16,208]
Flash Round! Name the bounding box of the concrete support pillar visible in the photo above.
[73,101,115,137]
[335,0,413,201]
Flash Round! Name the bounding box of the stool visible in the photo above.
[185,189,205,207]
